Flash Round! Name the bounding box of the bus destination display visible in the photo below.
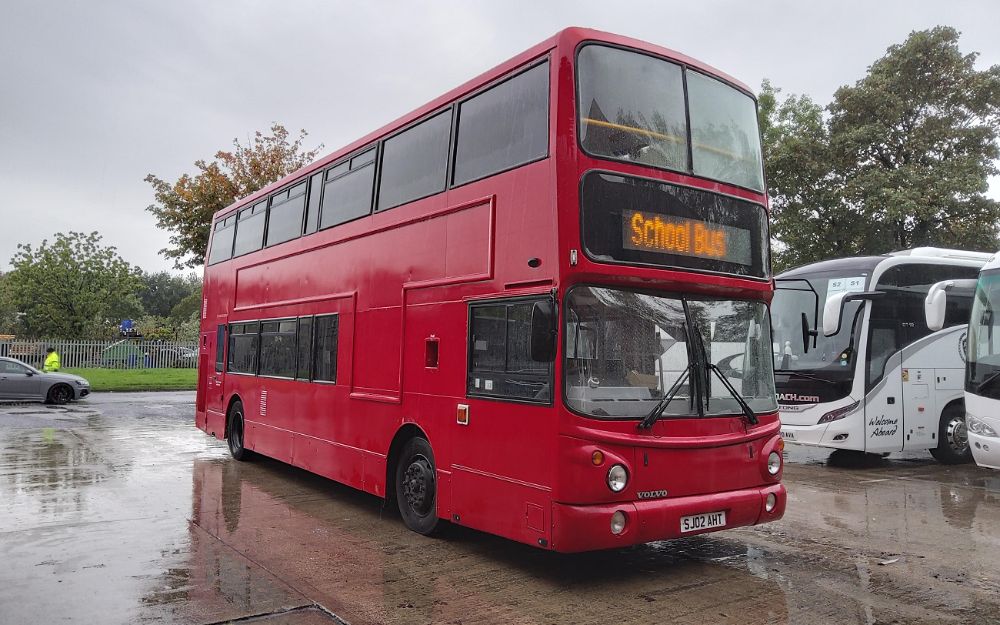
[622,209,752,267]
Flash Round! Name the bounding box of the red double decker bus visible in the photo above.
[196,28,785,552]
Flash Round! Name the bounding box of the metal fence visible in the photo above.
[0,339,199,369]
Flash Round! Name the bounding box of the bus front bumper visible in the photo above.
[550,483,785,553]
[778,422,857,448]
[971,431,1000,470]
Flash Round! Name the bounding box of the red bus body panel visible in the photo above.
[196,27,785,552]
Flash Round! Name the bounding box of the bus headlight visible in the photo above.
[765,493,777,512]
[610,510,627,534]
[968,416,998,438]
[817,400,860,424]
[767,451,782,476]
[607,464,628,492]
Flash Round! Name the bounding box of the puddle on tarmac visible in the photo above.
[1,398,999,625]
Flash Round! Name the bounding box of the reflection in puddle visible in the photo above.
[184,458,791,625]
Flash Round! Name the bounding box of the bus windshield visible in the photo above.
[771,275,865,379]
[577,44,764,192]
[564,286,776,419]
[968,271,1000,398]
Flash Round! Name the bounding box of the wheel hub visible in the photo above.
[946,416,968,452]
[402,458,433,515]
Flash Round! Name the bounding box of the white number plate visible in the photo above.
[680,511,726,533]
[780,429,795,440]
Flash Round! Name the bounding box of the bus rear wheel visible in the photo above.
[227,401,253,462]
[395,437,439,535]
[930,404,972,465]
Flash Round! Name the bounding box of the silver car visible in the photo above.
[0,356,91,404]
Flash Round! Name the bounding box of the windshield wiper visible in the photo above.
[691,322,759,425]
[706,363,759,425]
[638,366,690,430]
[976,370,1000,393]
[774,370,839,386]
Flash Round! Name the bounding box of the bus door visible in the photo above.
[452,297,555,543]
[864,298,904,452]
[205,322,228,438]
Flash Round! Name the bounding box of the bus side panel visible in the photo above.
[452,470,551,547]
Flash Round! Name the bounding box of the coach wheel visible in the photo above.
[227,401,253,462]
[395,437,439,535]
[47,384,73,405]
[930,404,972,465]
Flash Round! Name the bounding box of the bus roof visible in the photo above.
[211,27,755,222]
[779,248,993,280]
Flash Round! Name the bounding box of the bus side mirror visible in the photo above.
[823,291,884,337]
[530,300,557,362]
[924,279,978,332]
[925,283,949,332]
[822,292,849,337]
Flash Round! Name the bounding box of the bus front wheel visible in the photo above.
[930,404,972,465]
[395,437,440,535]
[227,401,253,462]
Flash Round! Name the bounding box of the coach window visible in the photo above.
[453,61,549,186]
[259,319,297,378]
[467,299,551,402]
[233,200,267,256]
[266,181,307,247]
[319,149,376,229]
[313,314,339,382]
[228,322,260,374]
[295,316,313,379]
[377,110,451,211]
[304,172,324,234]
[208,217,236,264]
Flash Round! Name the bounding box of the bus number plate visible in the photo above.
[680,511,726,533]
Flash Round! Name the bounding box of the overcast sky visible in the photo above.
[2,0,999,274]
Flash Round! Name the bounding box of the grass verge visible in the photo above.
[63,368,197,392]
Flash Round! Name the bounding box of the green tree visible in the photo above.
[762,27,1000,270]
[0,273,22,335]
[168,290,201,325]
[5,232,144,338]
[759,81,867,271]
[146,124,322,269]
[138,271,201,318]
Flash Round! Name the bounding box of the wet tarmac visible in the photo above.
[1,393,999,625]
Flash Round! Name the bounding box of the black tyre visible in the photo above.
[47,384,73,405]
[394,437,439,535]
[930,404,972,465]
[227,401,253,461]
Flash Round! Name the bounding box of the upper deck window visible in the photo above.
[577,44,764,193]
[687,71,764,192]
[577,45,688,173]
[320,148,376,229]
[378,110,451,211]
[266,181,307,247]
[208,217,236,265]
[233,200,267,257]
[453,62,550,186]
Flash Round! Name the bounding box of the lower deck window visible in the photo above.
[313,314,339,382]
[228,322,259,374]
[467,299,551,402]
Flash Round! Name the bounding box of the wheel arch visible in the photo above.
[223,393,245,439]
[385,422,431,502]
